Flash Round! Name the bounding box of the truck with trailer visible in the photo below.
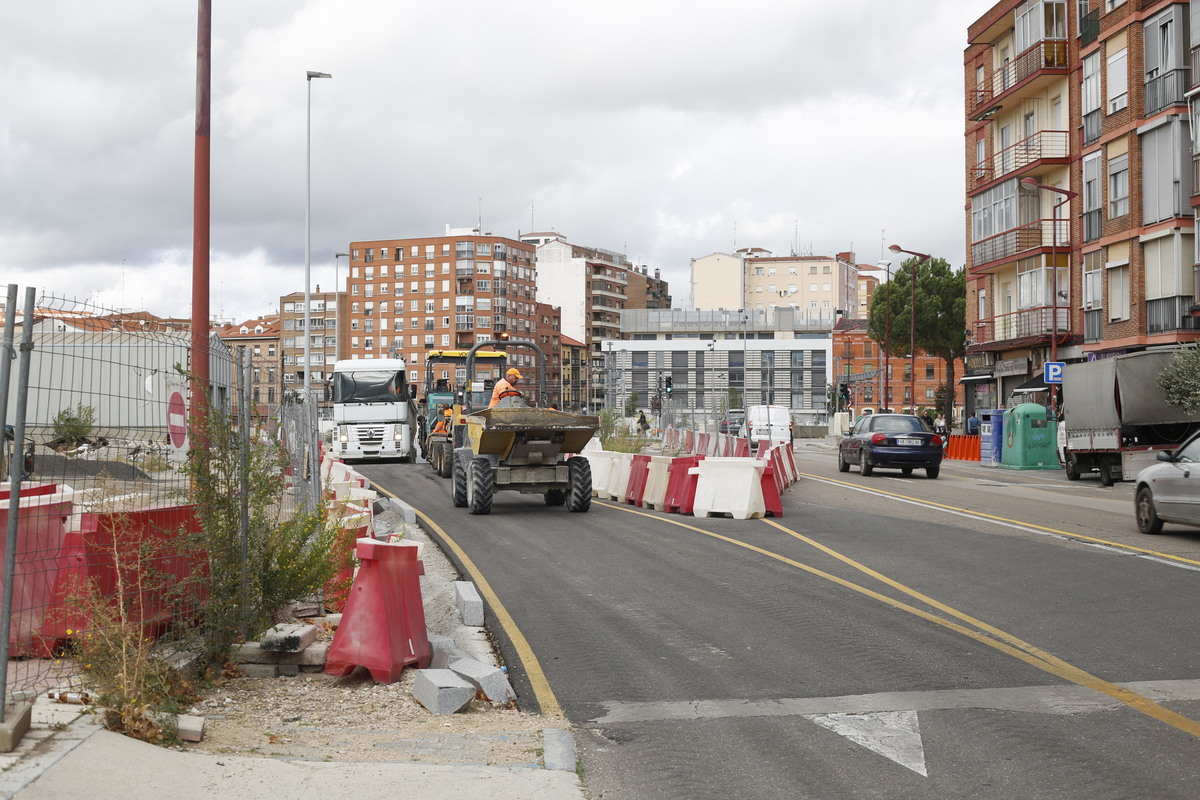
[330,358,419,463]
[1060,349,1200,485]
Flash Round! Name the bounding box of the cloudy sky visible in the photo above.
[2,0,996,325]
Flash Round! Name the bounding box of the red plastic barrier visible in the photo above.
[324,513,370,613]
[41,505,206,658]
[625,454,652,506]
[732,438,750,457]
[761,465,783,517]
[683,429,695,454]
[326,538,430,683]
[945,435,980,461]
[664,455,704,514]
[782,445,798,485]
[0,483,58,501]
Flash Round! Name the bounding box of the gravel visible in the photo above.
[184,519,568,764]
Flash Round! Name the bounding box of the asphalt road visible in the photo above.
[361,444,1200,800]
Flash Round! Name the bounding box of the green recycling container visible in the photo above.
[998,403,1059,470]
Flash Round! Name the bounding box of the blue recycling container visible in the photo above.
[980,409,1004,466]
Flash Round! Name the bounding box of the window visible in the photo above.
[1107,48,1128,113]
[1083,153,1101,212]
[1082,52,1100,116]
[1108,153,1129,217]
[1107,260,1130,321]
[1082,251,1103,309]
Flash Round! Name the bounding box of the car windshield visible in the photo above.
[870,416,925,433]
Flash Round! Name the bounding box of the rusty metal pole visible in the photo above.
[191,0,211,444]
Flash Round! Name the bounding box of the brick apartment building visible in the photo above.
[278,289,344,403]
[831,318,963,417]
[345,229,539,388]
[215,316,281,432]
[965,0,1199,417]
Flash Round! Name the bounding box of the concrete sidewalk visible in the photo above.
[2,698,584,800]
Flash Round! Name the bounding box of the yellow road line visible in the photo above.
[599,500,1200,738]
[799,472,1200,569]
[370,483,564,718]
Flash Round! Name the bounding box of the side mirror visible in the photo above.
[1157,450,1174,462]
[841,430,850,437]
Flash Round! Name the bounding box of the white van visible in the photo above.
[745,405,792,449]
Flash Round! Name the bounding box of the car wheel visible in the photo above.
[837,449,850,473]
[1135,486,1164,534]
[901,467,913,476]
[926,465,940,479]
[860,450,873,476]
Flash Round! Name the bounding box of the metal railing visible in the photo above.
[1146,295,1197,334]
[971,218,1067,268]
[1145,68,1190,115]
[971,39,1068,116]
[970,130,1069,190]
[973,304,1070,345]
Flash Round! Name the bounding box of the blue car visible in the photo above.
[838,413,944,479]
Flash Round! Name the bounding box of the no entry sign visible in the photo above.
[167,389,188,452]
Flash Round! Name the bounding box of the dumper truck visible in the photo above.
[1061,349,1200,485]
[418,349,507,477]
[451,340,599,515]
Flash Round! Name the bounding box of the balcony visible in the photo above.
[1081,9,1098,46]
[1146,295,1198,334]
[970,130,1068,191]
[971,218,1068,271]
[970,39,1068,119]
[1145,68,1190,115]
[972,304,1071,348]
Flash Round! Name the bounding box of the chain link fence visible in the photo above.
[0,288,321,721]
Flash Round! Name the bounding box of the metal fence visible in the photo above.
[0,288,317,720]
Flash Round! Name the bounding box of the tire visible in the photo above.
[860,450,874,476]
[452,453,468,507]
[837,450,850,473]
[467,457,493,515]
[1099,458,1117,487]
[901,467,913,476]
[566,456,592,513]
[1135,486,1164,534]
[437,442,453,478]
[544,489,566,506]
[925,465,940,479]
[1064,453,1080,481]
[429,442,441,473]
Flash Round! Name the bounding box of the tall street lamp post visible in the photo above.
[876,260,892,411]
[1020,177,1077,416]
[888,244,931,414]
[304,70,331,512]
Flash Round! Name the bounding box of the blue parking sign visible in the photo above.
[1044,361,1065,384]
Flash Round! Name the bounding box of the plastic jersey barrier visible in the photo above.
[664,455,704,514]
[325,538,430,683]
[690,457,767,520]
[582,450,616,499]
[760,462,783,517]
[732,438,751,458]
[605,452,636,501]
[642,456,675,510]
[625,455,652,506]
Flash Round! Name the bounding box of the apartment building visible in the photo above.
[278,290,343,403]
[691,248,859,323]
[625,265,673,311]
[965,0,1199,416]
[534,302,563,408]
[559,334,590,412]
[345,229,539,387]
[831,318,965,418]
[215,316,281,432]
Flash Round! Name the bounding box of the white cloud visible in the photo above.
[1,0,995,322]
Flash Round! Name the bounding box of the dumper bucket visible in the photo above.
[464,407,599,464]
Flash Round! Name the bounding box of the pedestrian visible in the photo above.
[966,414,980,435]
[488,368,523,407]
[637,410,649,434]
[934,413,946,434]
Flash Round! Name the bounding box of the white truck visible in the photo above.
[330,358,419,463]
[1061,349,1200,485]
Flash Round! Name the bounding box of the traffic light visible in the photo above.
[839,384,850,404]
[665,377,673,396]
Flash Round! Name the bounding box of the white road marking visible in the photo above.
[805,710,926,776]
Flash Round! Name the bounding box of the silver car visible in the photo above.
[1134,431,1200,534]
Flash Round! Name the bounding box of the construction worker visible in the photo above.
[431,406,452,436]
[489,368,523,408]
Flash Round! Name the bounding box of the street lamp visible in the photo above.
[304,69,331,512]
[876,259,892,411]
[1020,177,1077,416]
[888,244,931,415]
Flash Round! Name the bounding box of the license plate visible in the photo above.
[896,437,922,446]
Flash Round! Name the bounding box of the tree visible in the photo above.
[1157,347,1200,416]
[624,390,640,417]
[867,256,966,423]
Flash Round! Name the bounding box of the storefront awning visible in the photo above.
[959,374,993,383]
[1012,375,1051,394]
